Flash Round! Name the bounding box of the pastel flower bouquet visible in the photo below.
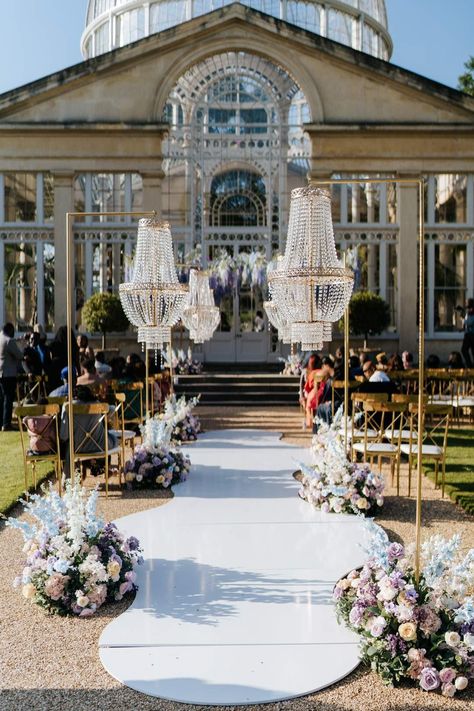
[298,412,384,514]
[7,480,143,616]
[162,393,201,443]
[279,353,303,376]
[165,347,203,375]
[124,417,191,489]
[334,521,474,695]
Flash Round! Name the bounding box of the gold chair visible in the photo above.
[386,394,428,443]
[111,381,144,431]
[352,401,406,495]
[64,402,121,497]
[347,392,389,455]
[330,379,359,419]
[15,404,62,496]
[47,395,67,406]
[400,403,452,498]
[109,392,136,483]
[16,374,48,405]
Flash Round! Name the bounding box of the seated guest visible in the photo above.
[402,350,415,370]
[49,366,76,397]
[94,351,112,378]
[60,385,117,477]
[447,351,464,369]
[300,353,322,416]
[349,354,363,378]
[363,359,390,383]
[387,353,404,372]
[77,334,94,361]
[77,358,101,386]
[375,352,389,372]
[305,355,332,428]
[426,353,441,369]
[313,359,344,431]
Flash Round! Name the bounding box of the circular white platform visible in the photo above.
[100,430,369,705]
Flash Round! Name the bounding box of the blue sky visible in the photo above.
[0,0,472,94]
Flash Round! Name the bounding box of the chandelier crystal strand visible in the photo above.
[119,218,188,352]
[181,269,220,344]
[263,301,291,344]
[268,187,353,350]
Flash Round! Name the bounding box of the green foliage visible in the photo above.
[81,291,129,344]
[458,56,474,96]
[347,291,391,343]
[0,432,52,513]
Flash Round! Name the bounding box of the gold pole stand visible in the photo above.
[311,178,425,580]
[66,210,156,486]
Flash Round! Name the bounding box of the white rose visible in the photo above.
[76,595,89,608]
[136,473,143,482]
[455,676,468,691]
[463,633,474,650]
[337,578,351,591]
[445,631,461,647]
[107,561,121,579]
[22,583,36,600]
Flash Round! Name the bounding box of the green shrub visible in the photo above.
[81,292,129,348]
[347,291,391,348]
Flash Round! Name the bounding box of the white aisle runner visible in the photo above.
[100,430,369,705]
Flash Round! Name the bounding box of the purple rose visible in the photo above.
[419,667,440,692]
[387,542,405,562]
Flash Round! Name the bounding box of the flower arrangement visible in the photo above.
[298,411,384,514]
[165,347,203,375]
[124,417,191,489]
[7,480,143,616]
[162,393,201,443]
[279,353,303,376]
[334,521,474,695]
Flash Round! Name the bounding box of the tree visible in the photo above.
[81,292,129,349]
[458,56,474,96]
[346,291,391,349]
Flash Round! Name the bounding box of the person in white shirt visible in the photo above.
[94,351,112,378]
[362,360,390,383]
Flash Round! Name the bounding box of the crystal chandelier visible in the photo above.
[119,218,188,350]
[181,269,220,344]
[263,301,291,344]
[268,186,353,350]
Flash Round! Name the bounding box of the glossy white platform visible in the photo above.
[100,430,369,705]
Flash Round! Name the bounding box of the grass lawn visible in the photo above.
[424,427,474,515]
[0,431,54,515]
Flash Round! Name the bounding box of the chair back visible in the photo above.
[64,402,110,455]
[362,400,406,441]
[331,380,359,417]
[15,403,62,495]
[407,402,452,452]
[16,374,49,405]
[392,393,428,404]
[111,381,144,425]
[48,396,67,406]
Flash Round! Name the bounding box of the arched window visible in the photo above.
[210,170,266,226]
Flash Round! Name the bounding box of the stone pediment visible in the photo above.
[0,3,473,126]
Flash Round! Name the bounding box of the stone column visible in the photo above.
[142,170,165,215]
[397,181,419,355]
[53,171,75,330]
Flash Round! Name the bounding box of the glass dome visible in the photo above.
[82,0,392,61]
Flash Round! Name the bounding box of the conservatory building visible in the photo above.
[0,0,474,361]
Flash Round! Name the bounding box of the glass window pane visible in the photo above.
[5,173,37,222]
[118,8,145,44]
[435,174,467,223]
[95,22,109,54]
[4,242,36,330]
[43,174,54,223]
[434,244,466,331]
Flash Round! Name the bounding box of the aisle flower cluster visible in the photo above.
[7,480,143,616]
[165,347,203,375]
[298,411,384,514]
[279,353,303,376]
[162,393,201,443]
[124,417,191,489]
[334,521,474,695]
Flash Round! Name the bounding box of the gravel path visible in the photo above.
[1,406,473,711]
